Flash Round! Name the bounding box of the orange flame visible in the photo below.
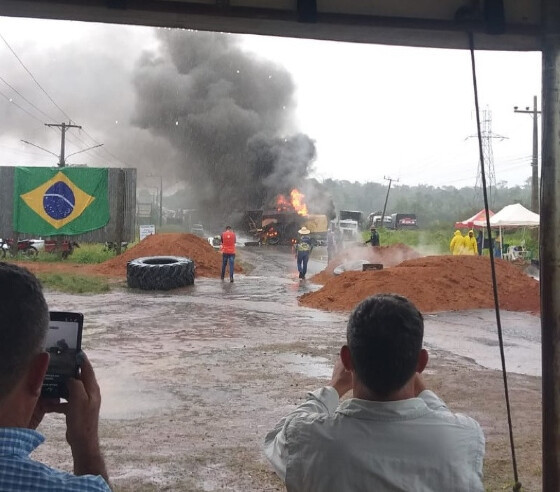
[290,189,308,216]
[276,194,291,212]
[275,189,308,216]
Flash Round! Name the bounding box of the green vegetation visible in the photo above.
[362,226,539,258]
[37,273,110,294]
[30,242,135,264]
[71,243,117,264]
[320,179,532,228]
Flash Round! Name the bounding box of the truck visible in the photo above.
[338,210,363,240]
[390,213,418,230]
[368,213,393,228]
[302,214,329,245]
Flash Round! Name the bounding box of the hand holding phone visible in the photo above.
[41,311,83,399]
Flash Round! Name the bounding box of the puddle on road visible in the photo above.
[277,353,332,378]
[96,364,181,420]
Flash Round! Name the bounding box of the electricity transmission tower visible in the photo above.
[471,108,506,207]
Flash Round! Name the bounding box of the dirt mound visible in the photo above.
[93,233,242,278]
[300,255,540,314]
[312,243,421,284]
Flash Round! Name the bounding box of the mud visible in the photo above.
[30,246,542,491]
[302,255,540,314]
[312,243,420,284]
[94,233,243,278]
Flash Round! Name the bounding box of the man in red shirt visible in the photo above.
[220,225,236,282]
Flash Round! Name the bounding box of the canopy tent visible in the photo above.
[470,203,540,258]
[489,203,540,228]
[454,209,494,230]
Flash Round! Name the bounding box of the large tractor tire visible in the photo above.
[127,256,195,290]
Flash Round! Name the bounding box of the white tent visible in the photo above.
[489,203,540,228]
[474,203,540,228]
[474,203,540,258]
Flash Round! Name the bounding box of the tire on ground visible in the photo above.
[127,256,195,290]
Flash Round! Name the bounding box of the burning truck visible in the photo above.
[243,189,328,246]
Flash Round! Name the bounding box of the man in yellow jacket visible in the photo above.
[463,230,478,255]
[449,230,464,255]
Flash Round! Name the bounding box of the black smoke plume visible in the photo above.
[132,30,319,223]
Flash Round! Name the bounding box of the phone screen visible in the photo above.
[41,311,83,399]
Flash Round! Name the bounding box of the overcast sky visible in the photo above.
[0,16,541,189]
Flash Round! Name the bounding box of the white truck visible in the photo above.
[338,210,363,240]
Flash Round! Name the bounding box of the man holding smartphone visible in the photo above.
[0,262,111,491]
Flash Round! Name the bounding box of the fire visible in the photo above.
[276,194,292,212]
[275,188,308,216]
[290,189,308,216]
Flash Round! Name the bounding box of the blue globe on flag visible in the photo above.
[43,181,76,220]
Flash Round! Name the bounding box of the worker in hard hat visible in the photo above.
[295,227,313,280]
[449,230,464,255]
[463,230,478,255]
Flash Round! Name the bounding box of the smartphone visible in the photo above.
[41,311,83,399]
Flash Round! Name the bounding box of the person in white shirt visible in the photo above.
[264,294,485,492]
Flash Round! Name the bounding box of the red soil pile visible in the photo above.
[301,255,540,314]
[312,243,421,284]
[92,233,242,278]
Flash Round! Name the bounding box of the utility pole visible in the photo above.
[380,176,398,228]
[159,175,163,228]
[146,174,163,228]
[45,122,82,167]
[514,96,541,213]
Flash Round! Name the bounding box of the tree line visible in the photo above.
[159,178,532,229]
[318,178,531,228]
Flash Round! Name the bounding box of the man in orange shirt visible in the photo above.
[220,225,236,282]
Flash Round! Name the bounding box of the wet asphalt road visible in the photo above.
[43,245,541,422]
[35,245,542,490]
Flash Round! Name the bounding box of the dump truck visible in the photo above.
[302,214,328,245]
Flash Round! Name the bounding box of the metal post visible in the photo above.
[159,175,163,228]
[532,95,540,213]
[115,169,125,255]
[59,122,66,167]
[541,0,560,488]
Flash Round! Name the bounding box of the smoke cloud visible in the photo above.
[0,22,331,223]
[132,30,319,222]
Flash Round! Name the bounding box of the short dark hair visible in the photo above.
[0,263,49,400]
[225,225,232,230]
[347,294,424,397]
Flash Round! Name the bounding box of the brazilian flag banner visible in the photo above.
[13,167,110,236]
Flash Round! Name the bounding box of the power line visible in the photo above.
[0,31,125,166]
[0,87,44,124]
[0,74,57,123]
[72,127,128,167]
[0,31,72,122]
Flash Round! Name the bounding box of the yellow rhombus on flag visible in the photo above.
[20,171,96,230]
[14,167,109,236]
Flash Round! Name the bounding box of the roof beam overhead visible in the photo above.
[0,0,542,51]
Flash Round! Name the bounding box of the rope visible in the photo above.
[467,32,522,492]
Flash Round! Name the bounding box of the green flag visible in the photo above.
[13,167,109,236]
